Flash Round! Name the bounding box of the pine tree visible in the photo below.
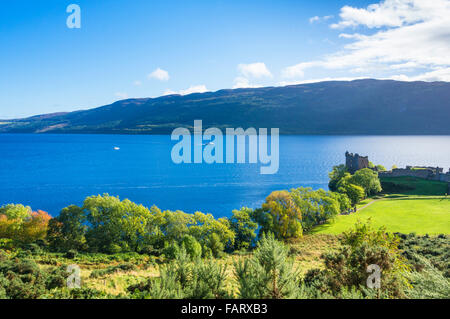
[234,233,300,298]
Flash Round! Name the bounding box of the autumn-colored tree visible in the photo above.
[0,204,51,245]
[20,210,52,244]
[260,190,302,240]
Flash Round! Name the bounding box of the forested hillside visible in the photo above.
[1,79,449,135]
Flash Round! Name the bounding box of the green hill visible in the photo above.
[1,79,450,135]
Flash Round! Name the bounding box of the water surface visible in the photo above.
[0,134,449,217]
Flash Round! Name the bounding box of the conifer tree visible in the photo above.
[234,233,300,298]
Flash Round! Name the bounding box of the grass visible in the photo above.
[314,176,450,235]
[288,234,341,276]
[315,196,450,235]
[380,176,448,196]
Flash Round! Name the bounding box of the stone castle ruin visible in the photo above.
[379,165,450,183]
[345,151,450,185]
[345,151,369,174]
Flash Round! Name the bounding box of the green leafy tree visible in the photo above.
[290,187,340,232]
[0,204,31,220]
[348,168,382,196]
[258,191,302,240]
[160,210,194,242]
[47,205,87,252]
[328,164,348,191]
[338,183,365,206]
[329,192,351,213]
[229,207,258,250]
[83,194,154,253]
[189,212,235,255]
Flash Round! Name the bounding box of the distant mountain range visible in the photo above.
[1,79,449,135]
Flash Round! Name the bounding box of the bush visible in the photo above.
[303,221,410,298]
[206,233,225,258]
[162,242,180,260]
[181,235,202,259]
[128,248,229,299]
[106,243,122,254]
[234,233,300,299]
[65,249,78,259]
[405,254,450,299]
[0,256,67,299]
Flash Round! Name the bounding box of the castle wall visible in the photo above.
[379,169,450,184]
[439,173,450,183]
[379,168,432,179]
[344,152,450,187]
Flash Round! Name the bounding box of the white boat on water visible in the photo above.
[114,147,120,150]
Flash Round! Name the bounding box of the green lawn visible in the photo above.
[380,176,448,195]
[314,195,450,235]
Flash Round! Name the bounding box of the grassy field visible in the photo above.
[314,195,450,235]
[315,176,450,235]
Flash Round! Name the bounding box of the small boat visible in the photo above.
[114,147,120,150]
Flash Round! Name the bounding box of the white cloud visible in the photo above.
[282,61,319,78]
[164,85,208,96]
[232,62,272,88]
[148,68,170,81]
[232,77,264,89]
[309,15,333,24]
[309,16,320,23]
[237,62,272,79]
[115,92,129,100]
[278,76,369,86]
[390,68,450,82]
[330,0,439,29]
[283,0,450,82]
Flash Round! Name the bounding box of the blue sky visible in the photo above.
[1,0,449,118]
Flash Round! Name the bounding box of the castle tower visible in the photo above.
[345,151,369,174]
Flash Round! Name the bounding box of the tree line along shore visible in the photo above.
[0,162,448,299]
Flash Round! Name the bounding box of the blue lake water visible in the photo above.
[0,134,449,217]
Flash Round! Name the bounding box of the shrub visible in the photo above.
[206,233,225,258]
[162,242,180,260]
[128,248,229,299]
[181,235,202,259]
[0,256,67,299]
[106,243,122,254]
[405,254,450,299]
[65,249,78,259]
[303,221,410,298]
[234,233,300,299]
